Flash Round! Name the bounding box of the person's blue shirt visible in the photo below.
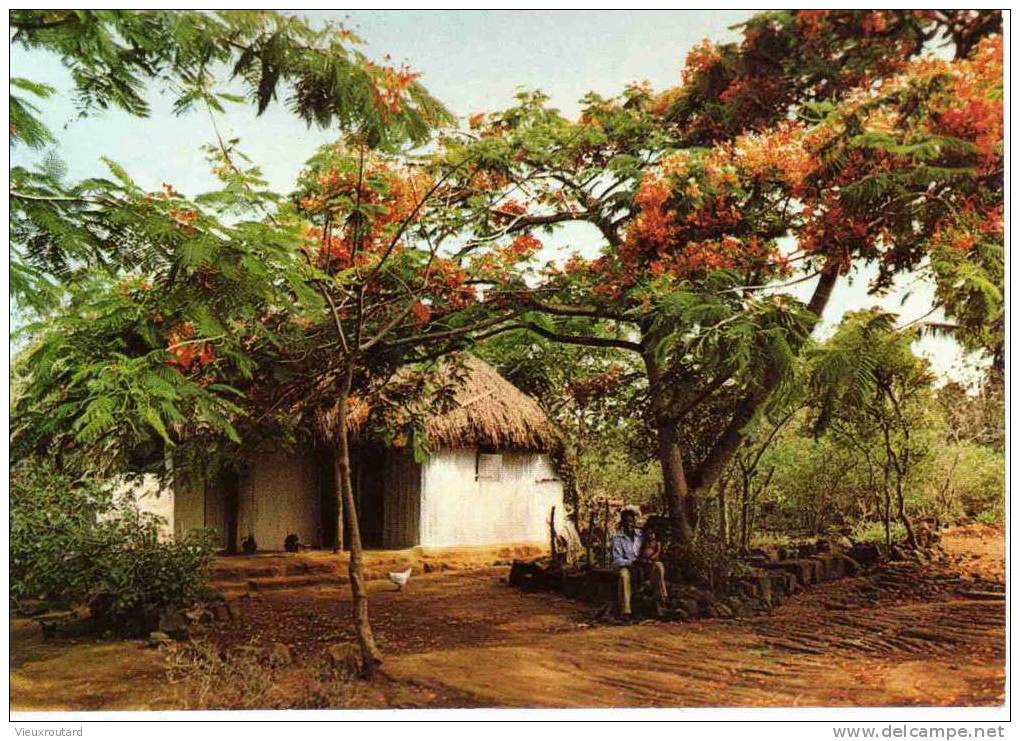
[610,529,642,568]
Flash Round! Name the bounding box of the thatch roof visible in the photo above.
[421,355,561,452]
[314,355,562,453]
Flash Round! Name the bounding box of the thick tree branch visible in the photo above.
[688,266,839,492]
[518,321,643,352]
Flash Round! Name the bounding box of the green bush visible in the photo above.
[10,458,214,633]
[976,508,1002,526]
[851,519,907,545]
[949,444,1005,519]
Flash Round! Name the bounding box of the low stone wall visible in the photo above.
[509,540,885,621]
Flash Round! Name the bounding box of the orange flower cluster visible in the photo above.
[931,35,1003,169]
[168,208,198,235]
[682,39,722,86]
[497,198,528,217]
[301,161,432,270]
[648,235,783,281]
[422,258,474,310]
[930,201,1002,258]
[166,322,215,371]
[626,174,679,256]
[731,121,813,194]
[860,11,889,35]
[410,300,432,326]
[795,10,831,37]
[612,152,789,290]
[509,232,542,257]
[368,62,421,118]
[797,199,870,272]
[651,86,683,117]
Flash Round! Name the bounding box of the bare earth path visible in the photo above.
[10,526,1005,710]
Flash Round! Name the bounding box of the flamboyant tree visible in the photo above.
[432,10,1002,541]
[11,10,567,671]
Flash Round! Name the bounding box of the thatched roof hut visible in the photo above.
[315,354,562,454]
[171,354,567,551]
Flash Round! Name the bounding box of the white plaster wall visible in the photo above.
[419,448,564,547]
[113,474,174,539]
[242,448,322,550]
[171,476,223,546]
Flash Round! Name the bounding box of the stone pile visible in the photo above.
[147,592,251,645]
[509,537,962,623]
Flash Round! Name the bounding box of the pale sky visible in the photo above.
[9,9,986,383]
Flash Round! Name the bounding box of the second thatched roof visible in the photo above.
[314,354,562,453]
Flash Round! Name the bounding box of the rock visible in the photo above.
[17,599,49,617]
[764,559,813,587]
[838,553,862,577]
[763,569,797,596]
[819,553,844,579]
[266,642,293,667]
[147,631,173,647]
[737,600,760,618]
[807,557,827,582]
[889,544,909,561]
[747,547,777,562]
[158,609,191,640]
[849,542,884,566]
[675,598,700,617]
[200,588,226,603]
[748,573,773,600]
[714,602,734,619]
[835,535,854,551]
[665,607,690,622]
[325,643,361,675]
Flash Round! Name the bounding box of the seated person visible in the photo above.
[610,508,668,617]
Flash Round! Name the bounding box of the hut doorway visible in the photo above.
[316,445,386,551]
[352,444,386,549]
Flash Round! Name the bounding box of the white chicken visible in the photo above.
[388,567,412,591]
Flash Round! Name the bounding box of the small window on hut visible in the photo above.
[476,452,503,482]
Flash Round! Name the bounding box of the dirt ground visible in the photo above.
[10,525,1006,710]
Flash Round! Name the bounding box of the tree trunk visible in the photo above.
[895,476,917,549]
[655,423,694,544]
[336,382,383,675]
[716,477,729,545]
[882,462,892,546]
[740,479,750,552]
[644,347,695,544]
[331,451,345,553]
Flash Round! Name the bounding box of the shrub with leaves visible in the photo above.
[10,458,214,632]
